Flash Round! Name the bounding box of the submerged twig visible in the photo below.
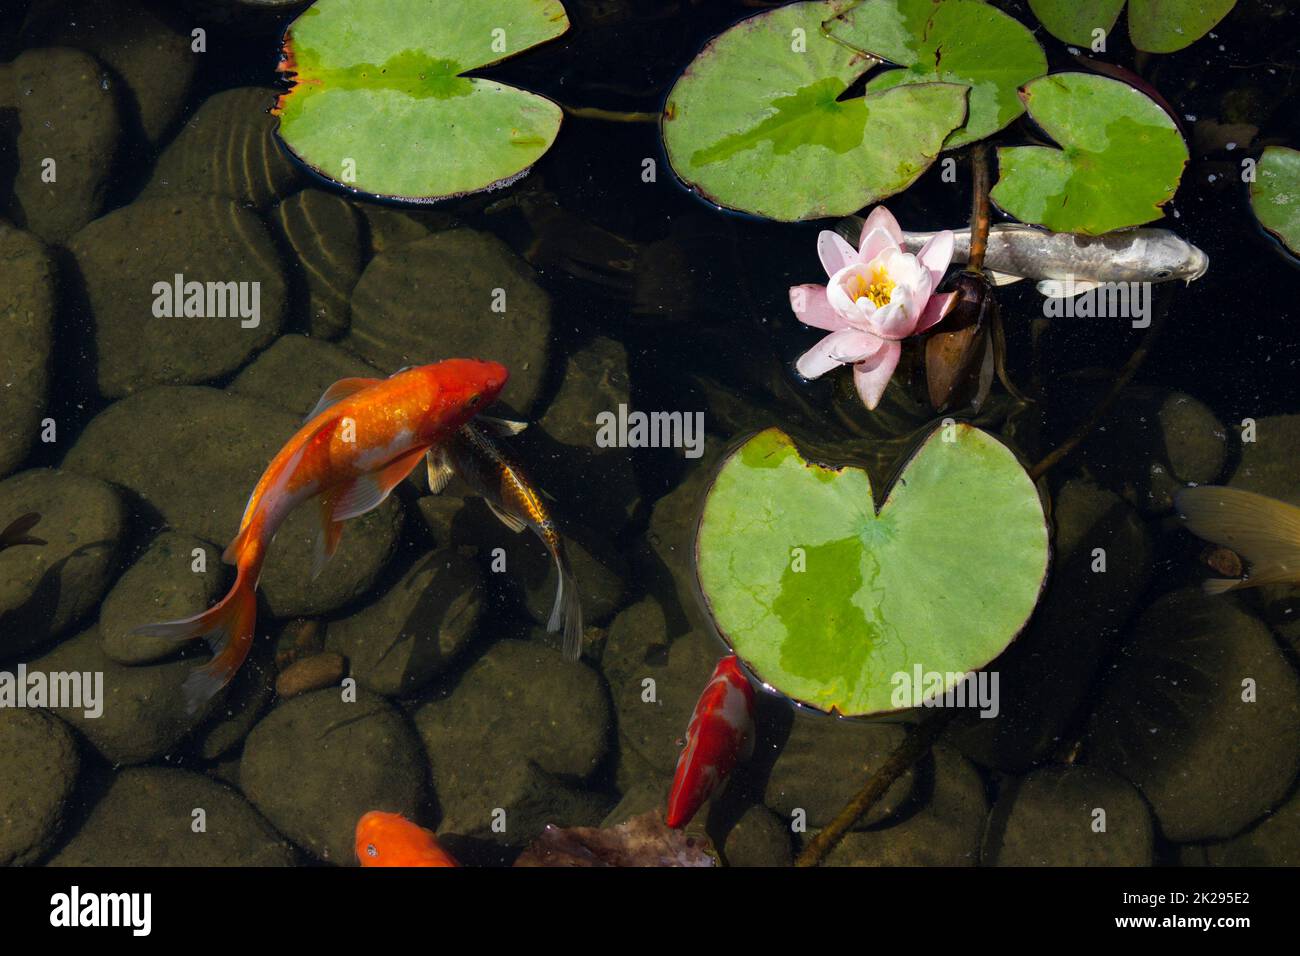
[795,711,955,867]
[1026,289,1173,482]
[967,143,992,274]
[560,104,658,124]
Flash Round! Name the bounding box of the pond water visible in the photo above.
[1,0,1298,869]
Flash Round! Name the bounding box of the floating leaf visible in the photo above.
[513,810,716,867]
[661,0,968,221]
[1250,146,1300,256]
[1027,0,1236,55]
[990,72,1188,235]
[825,0,1047,149]
[695,426,1048,718]
[274,0,569,202]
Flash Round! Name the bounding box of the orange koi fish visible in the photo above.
[356,811,459,867]
[134,359,508,712]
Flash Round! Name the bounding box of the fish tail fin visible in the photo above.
[548,548,584,662]
[132,566,259,714]
[1176,485,1300,592]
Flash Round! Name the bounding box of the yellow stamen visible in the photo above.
[848,265,895,308]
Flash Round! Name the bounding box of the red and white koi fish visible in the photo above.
[666,654,756,829]
[133,359,508,713]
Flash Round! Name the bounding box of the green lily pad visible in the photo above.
[1250,146,1300,256]
[274,0,569,202]
[661,0,968,221]
[990,72,1188,235]
[695,426,1048,717]
[825,0,1047,150]
[1028,0,1236,55]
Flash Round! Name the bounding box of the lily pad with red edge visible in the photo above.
[273,0,569,203]
[660,0,968,222]
[1250,146,1300,257]
[990,72,1189,236]
[1027,0,1237,55]
[694,425,1049,718]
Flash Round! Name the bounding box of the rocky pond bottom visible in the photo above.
[1,0,1299,869]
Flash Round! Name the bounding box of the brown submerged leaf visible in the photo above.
[513,810,717,867]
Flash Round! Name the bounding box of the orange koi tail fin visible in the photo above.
[131,567,259,714]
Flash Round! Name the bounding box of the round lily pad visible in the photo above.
[695,426,1049,717]
[1250,146,1300,257]
[1028,0,1236,55]
[990,72,1188,235]
[825,0,1047,149]
[661,0,968,221]
[274,0,569,202]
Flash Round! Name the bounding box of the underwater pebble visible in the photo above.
[21,0,196,145]
[1228,413,1300,504]
[945,478,1153,770]
[274,651,346,701]
[5,46,119,242]
[194,643,276,760]
[355,203,458,257]
[0,709,79,866]
[719,804,794,868]
[0,468,124,658]
[99,531,224,665]
[228,333,381,417]
[516,527,628,630]
[63,385,402,618]
[67,197,286,398]
[143,87,299,208]
[31,626,225,764]
[1087,589,1300,842]
[49,767,295,867]
[346,229,552,412]
[0,224,54,478]
[763,710,915,831]
[414,640,613,845]
[1204,785,1300,866]
[325,548,482,697]
[982,765,1154,866]
[1077,387,1227,514]
[821,745,987,866]
[241,688,426,864]
[268,190,365,339]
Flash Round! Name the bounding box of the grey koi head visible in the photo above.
[1116,230,1209,284]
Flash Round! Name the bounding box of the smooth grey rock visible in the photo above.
[240,689,426,863]
[0,224,53,478]
[268,191,365,339]
[0,708,79,865]
[1205,785,1300,866]
[228,333,380,417]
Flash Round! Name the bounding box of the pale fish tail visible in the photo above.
[547,545,584,662]
[130,565,259,714]
[1175,485,1300,593]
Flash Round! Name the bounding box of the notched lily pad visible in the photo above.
[1028,0,1236,55]
[1250,146,1300,257]
[274,0,569,202]
[695,426,1049,718]
[990,72,1188,235]
[661,0,968,221]
[825,0,1047,149]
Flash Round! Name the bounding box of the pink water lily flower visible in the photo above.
[790,206,957,410]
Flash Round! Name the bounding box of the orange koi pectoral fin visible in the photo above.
[303,377,382,423]
[333,445,430,523]
[130,567,258,715]
[312,490,347,581]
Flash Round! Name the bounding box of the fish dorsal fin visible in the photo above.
[987,270,1025,286]
[333,446,428,522]
[1037,278,1102,298]
[476,416,529,437]
[487,499,528,533]
[426,447,455,494]
[303,377,381,423]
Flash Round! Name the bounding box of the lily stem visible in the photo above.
[1026,288,1172,482]
[559,104,658,124]
[795,710,955,867]
[967,143,992,274]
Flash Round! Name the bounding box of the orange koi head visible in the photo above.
[355,811,458,867]
[409,359,508,443]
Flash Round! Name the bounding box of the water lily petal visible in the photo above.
[789,284,844,331]
[871,299,912,339]
[853,342,902,410]
[916,230,955,289]
[827,264,876,325]
[817,231,860,278]
[916,291,957,333]
[859,227,900,264]
[796,329,874,379]
[858,206,904,255]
